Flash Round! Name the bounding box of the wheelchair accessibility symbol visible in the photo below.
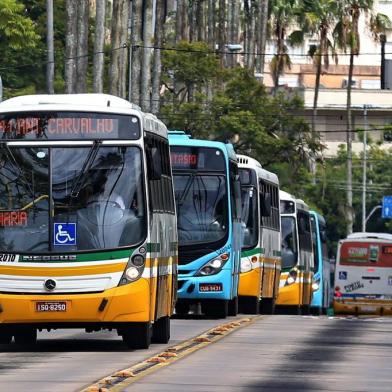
[54,223,76,245]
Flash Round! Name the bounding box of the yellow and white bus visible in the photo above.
[334,232,392,316]
[237,155,281,314]
[0,94,177,349]
[276,190,313,314]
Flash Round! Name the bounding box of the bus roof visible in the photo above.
[0,93,168,139]
[168,131,237,161]
[346,232,392,241]
[237,154,279,185]
[280,189,295,202]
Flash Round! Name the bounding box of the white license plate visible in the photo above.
[361,306,376,312]
[35,301,67,312]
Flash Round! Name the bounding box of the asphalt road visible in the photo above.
[126,315,392,392]
[0,315,391,392]
[0,316,236,392]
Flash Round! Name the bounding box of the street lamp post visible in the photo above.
[362,104,368,232]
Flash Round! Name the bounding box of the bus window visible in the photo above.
[241,186,258,249]
[281,216,297,269]
[298,210,312,251]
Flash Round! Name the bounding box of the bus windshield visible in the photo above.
[173,174,228,246]
[0,146,146,253]
[241,186,258,249]
[281,216,297,268]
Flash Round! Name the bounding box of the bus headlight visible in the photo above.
[312,279,320,291]
[119,254,145,285]
[195,253,229,276]
[241,259,252,273]
[285,269,297,286]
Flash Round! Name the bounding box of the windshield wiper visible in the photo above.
[70,141,102,197]
[177,173,196,207]
[0,142,34,198]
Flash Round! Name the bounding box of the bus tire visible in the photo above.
[202,300,228,319]
[14,327,37,345]
[0,326,12,344]
[120,322,151,349]
[228,297,238,316]
[175,302,189,316]
[260,298,275,314]
[238,296,259,314]
[152,316,170,344]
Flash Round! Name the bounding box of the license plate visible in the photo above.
[361,306,376,312]
[199,283,223,292]
[35,301,67,312]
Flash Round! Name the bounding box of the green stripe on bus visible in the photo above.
[273,250,281,257]
[241,247,264,257]
[20,248,134,263]
[281,264,307,273]
[147,243,161,252]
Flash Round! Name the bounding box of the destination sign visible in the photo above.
[170,146,225,171]
[0,112,140,140]
[0,211,28,227]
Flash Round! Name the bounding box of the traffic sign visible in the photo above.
[382,196,392,218]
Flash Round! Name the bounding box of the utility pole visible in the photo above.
[362,104,368,232]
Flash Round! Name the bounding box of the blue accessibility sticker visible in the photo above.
[54,223,76,246]
[339,271,347,280]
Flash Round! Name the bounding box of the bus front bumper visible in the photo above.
[0,279,151,325]
[333,298,392,315]
[177,268,234,301]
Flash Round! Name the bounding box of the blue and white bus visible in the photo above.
[169,131,242,318]
[310,211,331,314]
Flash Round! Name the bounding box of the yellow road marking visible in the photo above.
[80,316,260,392]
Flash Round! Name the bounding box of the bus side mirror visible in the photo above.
[320,230,327,242]
[261,193,271,217]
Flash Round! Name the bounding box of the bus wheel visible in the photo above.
[228,297,238,316]
[14,327,37,345]
[239,296,259,314]
[260,298,275,314]
[0,326,12,344]
[202,300,228,319]
[152,316,170,344]
[120,322,151,349]
[175,302,189,316]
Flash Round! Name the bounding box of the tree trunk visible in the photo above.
[207,0,215,49]
[256,0,268,77]
[131,0,143,105]
[109,0,121,96]
[76,0,89,93]
[346,49,354,234]
[65,0,77,93]
[46,0,54,94]
[218,0,226,68]
[196,0,206,42]
[93,0,106,93]
[141,0,153,112]
[118,0,129,98]
[247,1,257,71]
[176,0,188,42]
[152,0,166,114]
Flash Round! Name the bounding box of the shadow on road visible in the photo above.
[245,318,368,391]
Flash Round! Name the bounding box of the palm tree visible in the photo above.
[334,0,391,234]
[299,0,341,133]
[269,0,300,88]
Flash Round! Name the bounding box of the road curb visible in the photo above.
[80,316,260,392]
